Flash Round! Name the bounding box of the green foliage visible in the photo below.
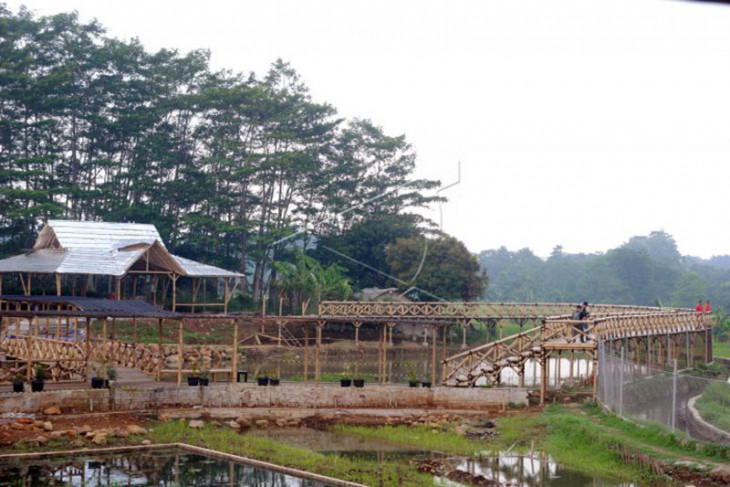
[696,382,730,433]
[273,252,352,312]
[386,234,487,301]
[0,6,439,303]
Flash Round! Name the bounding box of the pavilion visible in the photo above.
[0,220,243,313]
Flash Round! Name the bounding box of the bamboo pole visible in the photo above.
[303,323,309,383]
[540,353,548,405]
[441,325,447,385]
[431,325,437,385]
[157,319,163,381]
[177,321,183,386]
[315,321,323,384]
[133,318,138,344]
[223,278,229,315]
[232,321,239,383]
[55,273,61,296]
[172,275,178,312]
[84,318,91,381]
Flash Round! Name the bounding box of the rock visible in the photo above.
[710,466,730,484]
[235,417,251,429]
[141,439,152,446]
[92,434,107,445]
[43,406,61,416]
[225,420,240,430]
[274,418,288,428]
[11,423,27,431]
[78,425,92,435]
[287,419,301,428]
[35,435,49,446]
[33,420,44,428]
[127,425,147,435]
[0,432,15,447]
[50,430,67,439]
[211,420,222,428]
[17,418,33,425]
[113,429,129,438]
[255,419,268,429]
[453,425,468,436]
[43,422,53,432]
[158,414,171,422]
[188,420,205,429]
[71,439,84,448]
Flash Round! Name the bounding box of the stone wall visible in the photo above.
[0,383,527,414]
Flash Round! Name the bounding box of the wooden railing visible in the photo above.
[89,340,162,376]
[0,336,87,381]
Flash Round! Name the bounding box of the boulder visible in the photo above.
[43,406,61,416]
[274,419,288,428]
[35,435,49,446]
[0,432,15,447]
[92,434,107,445]
[71,439,85,448]
[141,439,152,446]
[78,425,92,435]
[50,430,67,439]
[17,418,33,425]
[225,420,240,430]
[710,466,730,484]
[11,423,27,431]
[189,420,205,429]
[43,422,53,432]
[255,419,268,429]
[127,425,147,435]
[235,417,252,429]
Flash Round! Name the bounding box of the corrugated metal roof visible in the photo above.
[0,295,181,318]
[44,220,163,250]
[0,220,242,278]
[173,255,243,278]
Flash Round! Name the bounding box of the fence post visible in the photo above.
[619,346,624,417]
[671,358,677,433]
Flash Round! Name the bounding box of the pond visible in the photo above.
[249,428,635,487]
[0,447,330,486]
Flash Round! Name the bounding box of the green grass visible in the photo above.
[713,341,730,359]
[334,424,491,455]
[696,382,730,433]
[151,420,433,486]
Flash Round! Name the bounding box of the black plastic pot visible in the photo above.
[409,380,420,387]
[257,377,269,386]
[353,379,365,388]
[91,377,104,389]
[104,379,110,389]
[199,378,209,386]
[31,380,44,392]
[187,377,200,386]
[269,378,280,386]
[421,381,432,388]
[340,379,352,387]
[12,382,23,393]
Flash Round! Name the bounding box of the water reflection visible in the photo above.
[0,449,328,486]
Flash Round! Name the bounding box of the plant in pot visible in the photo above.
[91,359,107,389]
[31,364,45,392]
[406,362,420,387]
[12,373,24,393]
[188,362,200,386]
[106,366,117,387]
[257,369,269,386]
[269,370,280,386]
[198,368,210,386]
[340,365,352,387]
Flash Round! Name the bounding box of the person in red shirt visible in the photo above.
[695,300,703,313]
[705,300,712,314]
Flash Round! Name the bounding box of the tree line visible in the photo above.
[479,230,730,311]
[0,5,487,303]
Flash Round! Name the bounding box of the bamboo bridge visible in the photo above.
[0,298,714,403]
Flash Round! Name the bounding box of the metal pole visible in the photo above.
[619,347,624,417]
[671,358,677,433]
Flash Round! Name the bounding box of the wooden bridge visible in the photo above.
[0,298,714,400]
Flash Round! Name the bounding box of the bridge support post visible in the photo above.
[539,352,548,405]
[591,349,598,401]
[353,321,361,348]
[461,320,467,349]
[232,320,238,384]
[315,321,324,385]
[176,320,183,386]
[303,323,309,383]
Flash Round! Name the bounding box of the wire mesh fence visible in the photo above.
[597,341,730,444]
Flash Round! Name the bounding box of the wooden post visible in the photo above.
[55,273,61,296]
[441,325,447,385]
[461,320,467,349]
[111,318,116,341]
[277,321,282,348]
[132,276,138,299]
[26,273,32,296]
[133,318,138,344]
[353,321,361,348]
[540,353,548,405]
[592,350,598,400]
[152,275,159,306]
[223,278,229,315]
[177,321,183,386]
[84,318,91,381]
[315,321,323,384]
[73,318,78,344]
[102,318,107,346]
[279,297,283,316]
[232,321,239,383]
[303,323,309,383]
[378,324,384,384]
[430,325,437,385]
[115,277,121,300]
[157,319,163,381]
[171,275,178,312]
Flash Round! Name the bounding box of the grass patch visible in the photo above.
[151,420,433,486]
[696,382,730,433]
[334,424,490,455]
[714,341,730,359]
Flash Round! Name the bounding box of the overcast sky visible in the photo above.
[8,0,730,258]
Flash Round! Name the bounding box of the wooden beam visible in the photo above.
[157,319,163,381]
[303,323,309,384]
[55,274,61,296]
[232,321,239,384]
[171,274,178,312]
[431,325,437,385]
[315,321,323,384]
[177,320,183,386]
[84,318,91,381]
[133,317,138,344]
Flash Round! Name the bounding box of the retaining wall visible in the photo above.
[0,383,527,414]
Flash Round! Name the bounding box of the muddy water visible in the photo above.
[249,428,634,487]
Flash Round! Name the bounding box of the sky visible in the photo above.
[7,0,730,258]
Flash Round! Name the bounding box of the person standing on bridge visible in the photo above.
[696,300,704,313]
[572,305,584,343]
[705,300,712,314]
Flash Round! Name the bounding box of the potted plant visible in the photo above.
[106,366,117,387]
[257,369,269,386]
[340,364,352,387]
[269,370,280,386]
[421,380,432,388]
[188,362,200,386]
[199,368,210,386]
[407,362,420,387]
[91,362,105,389]
[353,377,365,388]
[12,374,24,393]
[31,364,45,392]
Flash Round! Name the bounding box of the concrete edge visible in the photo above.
[688,395,730,443]
[0,442,366,487]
